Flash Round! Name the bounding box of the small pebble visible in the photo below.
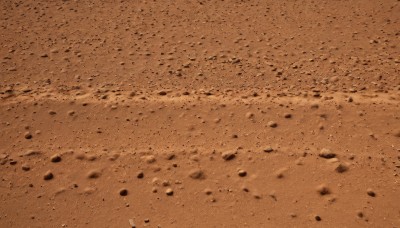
[48,110,57,115]
[263,147,273,153]
[87,170,101,179]
[367,188,376,197]
[204,188,212,195]
[245,112,254,119]
[43,171,54,180]
[238,169,247,177]
[319,148,336,159]
[316,184,330,195]
[188,169,205,179]
[119,188,128,196]
[24,132,32,139]
[275,168,287,178]
[137,171,144,179]
[335,163,349,173]
[165,188,174,196]
[50,154,62,163]
[22,164,30,171]
[267,121,278,128]
[221,151,236,161]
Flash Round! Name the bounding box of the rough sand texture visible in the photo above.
[1,0,400,227]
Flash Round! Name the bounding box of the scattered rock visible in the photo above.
[21,164,30,171]
[319,148,336,159]
[335,163,349,173]
[143,155,156,164]
[238,169,247,177]
[263,147,274,153]
[43,171,54,180]
[267,121,278,128]
[119,188,128,196]
[82,187,97,195]
[137,171,144,179]
[23,150,42,157]
[48,110,57,115]
[128,219,136,228]
[315,215,322,221]
[221,151,236,161]
[393,129,400,137]
[87,170,101,179]
[284,113,292,118]
[274,168,287,178]
[24,132,32,139]
[165,188,174,196]
[50,154,62,163]
[367,188,376,197]
[204,188,212,195]
[188,169,205,179]
[316,184,331,195]
[245,112,254,119]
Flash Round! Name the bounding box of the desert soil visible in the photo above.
[1,0,400,227]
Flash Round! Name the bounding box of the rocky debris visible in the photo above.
[21,164,30,171]
[165,188,174,196]
[367,188,376,197]
[204,188,213,195]
[335,163,349,173]
[238,169,247,177]
[319,148,336,159]
[268,191,277,201]
[316,184,331,195]
[67,110,76,116]
[284,113,292,118]
[119,188,128,196]
[22,150,42,157]
[263,147,274,153]
[267,121,278,128]
[136,171,144,179]
[24,132,32,139]
[50,154,62,163]
[0,154,9,165]
[128,219,136,228]
[188,169,205,179]
[43,171,54,180]
[393,129,400,137]
[82,187,97,195]
[275,168,288,179]
[87,170,102,179]
[245,112,254,119]
[221,151,236,161]
[143,155,156,164]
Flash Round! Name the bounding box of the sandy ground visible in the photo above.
[1,0,400,227]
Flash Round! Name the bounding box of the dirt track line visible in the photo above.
[1,90,399,106]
